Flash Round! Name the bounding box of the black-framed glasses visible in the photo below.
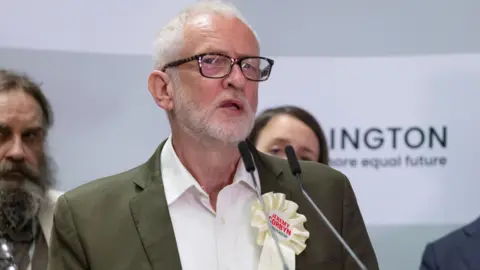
[0,239,17,270]
[161,53,274,82]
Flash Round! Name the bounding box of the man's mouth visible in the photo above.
[219,100,243,111]
[3,171,25,179]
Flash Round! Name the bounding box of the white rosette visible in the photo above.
[251,192,310,270]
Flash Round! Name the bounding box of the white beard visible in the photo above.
[171,75,255,144]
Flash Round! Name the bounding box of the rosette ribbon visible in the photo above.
[251,192,310,270]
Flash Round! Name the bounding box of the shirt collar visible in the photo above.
[160,135,259,205]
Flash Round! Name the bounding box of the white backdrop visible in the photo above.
[260,54,480,226]
[1,49,479,270]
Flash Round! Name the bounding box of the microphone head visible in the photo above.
[285,145,302,175]
[238,141,255,173]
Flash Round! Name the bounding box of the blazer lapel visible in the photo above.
[461,217,480,269]
[129,142,182,270]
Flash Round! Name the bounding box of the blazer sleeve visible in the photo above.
[48,195,88,270]
[419,243,439,270]
[341,175,380,270]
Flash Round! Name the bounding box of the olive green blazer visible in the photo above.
[48,141,379,270]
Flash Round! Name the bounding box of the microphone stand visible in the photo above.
[296,178,367,270]
[238,141,289,270]
[285,146,368,270]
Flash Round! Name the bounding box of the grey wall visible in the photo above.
[232,0,480,57]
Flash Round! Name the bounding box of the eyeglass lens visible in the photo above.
[200,54,271,80]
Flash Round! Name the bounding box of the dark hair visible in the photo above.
[0,69,54,130]
[248,105,329,165]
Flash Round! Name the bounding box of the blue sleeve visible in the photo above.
[419,243,439,270]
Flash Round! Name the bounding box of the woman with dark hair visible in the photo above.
[248,105,329,165]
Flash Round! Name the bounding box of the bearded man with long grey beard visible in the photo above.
[0,69,62,270]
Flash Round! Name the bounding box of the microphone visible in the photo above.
[284,146,368,270]
[238,141,289,270]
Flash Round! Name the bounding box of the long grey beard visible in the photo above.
[0,153,55,243]
[0,182,43,242]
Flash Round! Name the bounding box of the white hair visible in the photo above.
[152,0,258,69]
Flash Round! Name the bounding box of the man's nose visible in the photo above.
[6,137,26,162]
[223,64,247,90]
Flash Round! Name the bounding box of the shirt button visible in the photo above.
[221,217,226,224]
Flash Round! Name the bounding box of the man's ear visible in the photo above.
[148,70,173,111]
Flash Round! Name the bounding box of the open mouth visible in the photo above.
[219,100,243,111]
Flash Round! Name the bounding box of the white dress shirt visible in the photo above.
[161,136,261,270]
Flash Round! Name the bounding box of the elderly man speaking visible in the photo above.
[48,1,378,270]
